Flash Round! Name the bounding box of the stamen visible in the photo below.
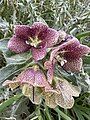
[61,61,65,66]
[56,55,67,66]
[26,36,42,48]
[26,41,30,45]
[60,60,67,66]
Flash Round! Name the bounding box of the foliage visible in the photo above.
[0,0,90,120]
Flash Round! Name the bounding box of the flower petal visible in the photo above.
[44,60,53,69]
[55,93,74,109]
[57,79,80,97]
[31,46,47,61]
[22,84,42,104]
[59,37,90,60]
[45,93,57,108]
[16,68,35,85]
[16,67,51,89]
[47,68,54,84]
[64,44,90,60]
[34,70,47,87]
[2,80,20,90]
[44,60,55,84]
[8,35,31,53]
[31,22,48,36]
[55,79,80,109]
[77,44,90,56]
[58,30,67,42]
[34,69,53,90]
[50,37,79,61]
[63,58,82,72]
[15,25,31,38]
[39,28,59,47]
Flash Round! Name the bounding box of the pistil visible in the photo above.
[26,36,41,48]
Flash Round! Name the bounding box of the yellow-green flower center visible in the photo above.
[26,36,41,48]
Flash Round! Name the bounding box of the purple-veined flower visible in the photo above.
[2,65,57,104]
[3,65,52,91]
[3,65,80,109]
[44,35,90,83]
[50,35,90,72]
[8,22,59,61]
[54,77,80,109]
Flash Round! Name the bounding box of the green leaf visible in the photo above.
[0,62,27,84]
[79,111,90,120]
[83,56,90,64]
[14,98,36,120]
[73,107,85,120]
[45,105,52,120]
[6,51,31,64]
[76,31,90,39]
[84,65,90,75]
[0,94,23,112]
[0,38,9,53]
[0,50,7,68]
[55,107,72,120]
[75,105,90,118]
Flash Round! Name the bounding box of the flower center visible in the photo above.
[26,36,41,48]
[56,55,67,66]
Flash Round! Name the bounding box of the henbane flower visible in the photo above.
[3,65,52,90]
[3,66,80,109]
[44,34,90,83]
[8,22,59,61]
[2,65,56,104]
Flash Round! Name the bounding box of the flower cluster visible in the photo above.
[8,22,59,61]
[4,22,90,109]
[3,65,80,109]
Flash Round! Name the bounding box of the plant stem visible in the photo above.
[55,107,72,120]
[45,105,52,120]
